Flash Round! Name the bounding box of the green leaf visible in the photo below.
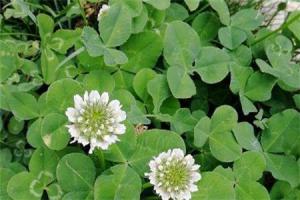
[4,91,39,120]
[110,0,143,17]
[133,68,156,101]
[104,123,137,162]
[29,148,60,184]
[231,9,263,31]
[209,131,242,162]
[194,116,211,148]
[192,171,235,200]
[7,172,43,200]
[270,181,300,200]
[208,0,230,25]
[229,64,253,94]
[233,151,266,181]
[45,78,83,113]
[132,5,148,33]
[218,26,247,50]
[170,108,198,134]
[41,113,70,151]
[287,11,300,41]
[165,3,189,22]
[121,31,163,73]
[40,47,59,84]
[167,66,196,99]
[0,41,18,82]
[111,89,137,112]
[103,48,128,66]
[8,116,24,135]
[113,70,134,90]
[293,94,300,109]
[49,29,81,54]
[261,109,300,156]
[0,148,12,168]
[129,129,186,175]
[210,105,238,133]
[235,181,270,200]
[62,191,93,200]
[83,70,115,93]
[143,0,170,10]
[26,118,44,148]
[164,21,201,69]
[232,122,261,151]
[37,14,54,41]
[0,168,15,200]
[230,45,252,66]
[127,104,151,125]
[192,12,220,42]
[264,153,300,188]
[47,183,64,200]
[57,153,96,192]
[244,72,277,102]
[195,47,231,84]
[99,4,132,47]
[184,0,201,11]
[256,58,300,90]
[94,164,141,200]
[147,74,171,114]
[82,26,104,57]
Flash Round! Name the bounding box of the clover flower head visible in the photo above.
[145,149,201,200]
[65,91,126,154]
[260,0,300,30]
[97,4,110,21]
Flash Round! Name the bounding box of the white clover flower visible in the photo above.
[97,4,110,21]
[145,149,201,200]
[65,91,126,154]
[260,0,300,30]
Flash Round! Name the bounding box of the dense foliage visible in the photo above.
[0,0,300,199]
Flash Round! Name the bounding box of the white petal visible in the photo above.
[74,95,84,110]
[182,191,191,200]
[99,141,109,150]
[116,111,126,122]
[100,92,109,105]
[89,90,100,103]
[84,91,89,102]
[191,164,200,171]
[65,108,78,122]
[114,124,126,134]
[66,125,80,138]
[108,100,120,110]
[171,148,184,159]
[191,172,201,182]
[189,184,198,192]
[78,136,89,146]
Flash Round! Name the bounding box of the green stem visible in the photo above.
[77,0,88,25]
[56,47,85,71]
[95,149,106,170]
[143,196,159,200]
[251,12,300,46]
[145,114,156,118]
[184,3,210,23]
[0,32,39,38]
[142,182,153,189]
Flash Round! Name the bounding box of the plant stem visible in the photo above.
[95,149,106,170]
[0,32,39,38]
[184,3,210,23]
[142,182,153,189]
[251,12,300,46]
[143,196,159,200]
[77,0,88,25]
[56,47,85,71]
